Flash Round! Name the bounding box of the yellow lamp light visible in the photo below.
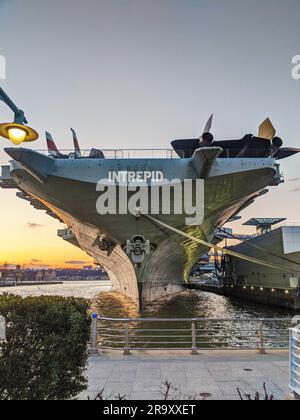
[0,87,39,145]
[0,122,39,145]
[8,127,27,145]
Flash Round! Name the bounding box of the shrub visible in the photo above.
[0,294,91,400]
[237,383,274,401]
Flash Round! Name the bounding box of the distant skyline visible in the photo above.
[0,264,95,270]
[1,0,300,266]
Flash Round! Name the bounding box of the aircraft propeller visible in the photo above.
[199,114,214,146]
[258,118,283,156]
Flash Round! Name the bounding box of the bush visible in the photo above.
[0,294,91,400]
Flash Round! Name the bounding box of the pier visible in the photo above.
[80,316,293,400]
[81,350,289,400]
[205,219,300,310]
[188,283,300,311]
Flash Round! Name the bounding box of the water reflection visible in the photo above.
[92,289,295,320]
[143,291,296,319]
[94,291,295,350]
[93,292,139,318]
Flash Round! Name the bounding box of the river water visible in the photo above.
[1,280,295,318]
[92,288,296,318]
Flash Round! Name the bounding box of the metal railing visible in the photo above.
[279,222,300,228]
[34,149,180,159]
[14,147,285,161]
[89,316,292,355]
[290,325,300,397]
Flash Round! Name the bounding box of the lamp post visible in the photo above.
[0,86,39,145]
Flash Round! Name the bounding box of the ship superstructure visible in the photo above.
[220,219,300,309]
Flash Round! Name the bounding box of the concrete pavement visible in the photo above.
[79,350,290,401]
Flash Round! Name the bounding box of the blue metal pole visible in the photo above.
[0,86,28,124]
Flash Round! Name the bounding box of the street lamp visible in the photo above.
[0,86,39,145]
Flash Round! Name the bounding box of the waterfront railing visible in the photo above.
[89,316,292,355]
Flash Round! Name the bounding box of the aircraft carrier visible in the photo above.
[0,117,298,308]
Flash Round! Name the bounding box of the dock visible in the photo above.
[188,283,300,310]
[0,281,62,288]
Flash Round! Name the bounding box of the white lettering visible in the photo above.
[292,55,300,80]
[96,178,205,226]
[0,55,6,80]
[96,181,117,215]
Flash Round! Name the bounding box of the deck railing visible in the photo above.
[89,316,292,355]
[34,149,180,159]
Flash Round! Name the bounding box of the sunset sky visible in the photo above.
[1,0,300,268]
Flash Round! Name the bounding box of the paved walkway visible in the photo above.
[79,350,289,401]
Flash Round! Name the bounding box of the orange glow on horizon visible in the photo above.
[0,190,95,270]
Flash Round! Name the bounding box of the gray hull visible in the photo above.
[3,148,282,306]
